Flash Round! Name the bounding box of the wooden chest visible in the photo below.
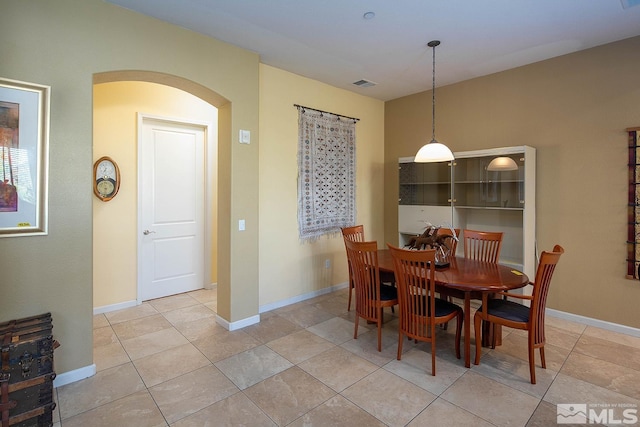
[1,313,57,427]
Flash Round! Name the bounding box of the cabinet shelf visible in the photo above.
[401,182,451,185]
[454,205,524,211]
[455,180,524,184]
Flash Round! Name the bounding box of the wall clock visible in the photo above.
[93,156,120,201]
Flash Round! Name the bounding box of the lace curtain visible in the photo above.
[297,108,356,241]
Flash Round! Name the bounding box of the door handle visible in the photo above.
[143,230,156,235]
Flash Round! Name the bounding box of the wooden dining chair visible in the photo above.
[473,245,564,384]
[435,228,460,327]
[344,239,398,352]
[436,227,460,258]
[342,225,395,312]
[341,225,365,312]
[462,229,504,339]
[388,244,462,376]
[463,229,503,263]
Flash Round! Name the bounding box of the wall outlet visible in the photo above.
[325,259,331,269]
[238,219,245,231]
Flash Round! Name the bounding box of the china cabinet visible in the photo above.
[398,145,536,279]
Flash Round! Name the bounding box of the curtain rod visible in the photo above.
[294,104,360,122]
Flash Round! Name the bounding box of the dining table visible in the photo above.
[377,249,530,368]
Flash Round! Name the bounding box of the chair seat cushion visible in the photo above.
[480,299,530,322]
[379,270,396,285]
[434,298,462,317]
[380,284,398,301]
[412,296,460,317]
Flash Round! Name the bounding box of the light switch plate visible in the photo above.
[238,219,245,231]
[239,130,250,144]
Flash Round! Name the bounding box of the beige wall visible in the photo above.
[385,36,640,328]
[1,0,259,376]
[4,0,638,383]
[93,81,218,309]
[259,65,385,307]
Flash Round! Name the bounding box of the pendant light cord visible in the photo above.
[428,40,440,143]
[414,40,454,162]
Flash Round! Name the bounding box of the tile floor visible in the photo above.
[51,287,640,426]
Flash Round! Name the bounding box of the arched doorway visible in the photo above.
[92,71,228,314]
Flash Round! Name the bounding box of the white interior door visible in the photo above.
[139,116,206,301]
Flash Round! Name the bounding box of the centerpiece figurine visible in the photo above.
[405,223,458,268]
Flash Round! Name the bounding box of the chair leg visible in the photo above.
[491,323,497,349]
[528,340,536,385]
[539,346,546,369]
[454,312,462,359]
[397,330,403,360]
[354,315,360,340]
[347,280,353,311]
[474,312,482,365]
[431,337,436,376]
[377,318,383,352]
[481,320,496,348]
[441,295,453,330]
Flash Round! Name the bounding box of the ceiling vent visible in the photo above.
[621,0,640,8]
[352,79,377,88]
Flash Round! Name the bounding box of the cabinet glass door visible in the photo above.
[399,161,451,206]
[453,155,524,209]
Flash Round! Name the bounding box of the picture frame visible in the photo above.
[0,77,50,237]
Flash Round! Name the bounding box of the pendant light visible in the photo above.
[414,40,454,163]
[487,156,518,171]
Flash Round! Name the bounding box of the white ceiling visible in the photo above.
[106,0,640,101]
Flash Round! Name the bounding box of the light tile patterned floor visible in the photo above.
[52,287,640,426]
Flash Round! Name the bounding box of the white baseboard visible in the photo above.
[546,308,640,338]
[216,313,260,331]
[62,286,640,388]
[54,364,96,388]
[94,286,218,315]
[93,300,138,315]
[91,288,639,339]
[259,281,349,314]
[213,282,349,331]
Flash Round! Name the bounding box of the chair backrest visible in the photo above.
[436,227,460,258]
[344,239,382,318]
[341,225,365,243]
[342,225,365,286]
[530,245,564,344]
[387,244,437,336]
[463,229,503,263]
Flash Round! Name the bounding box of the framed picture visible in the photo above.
[0,77,50,237]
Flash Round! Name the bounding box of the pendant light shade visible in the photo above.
[415,40,454,163]
[487,156,518,171]
[415,140,455,162]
